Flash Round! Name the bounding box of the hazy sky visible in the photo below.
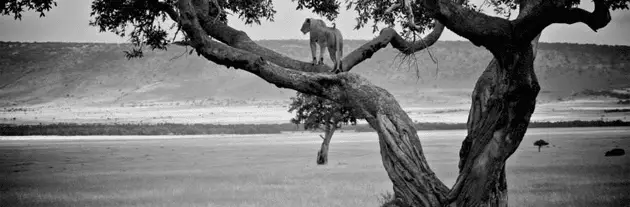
[0,0,629,45]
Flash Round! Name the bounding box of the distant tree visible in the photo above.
[288,92,357,165]
[534,139,549,152]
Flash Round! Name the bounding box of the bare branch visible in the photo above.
[319,135,325,140]
[513,0,612,43]
[340,22,444,72]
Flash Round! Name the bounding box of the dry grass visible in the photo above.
[1,127,629,207]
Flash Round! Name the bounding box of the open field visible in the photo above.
[1,98,629,125]
[1,127,629,207]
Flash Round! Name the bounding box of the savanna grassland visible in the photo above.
[2,127,629,207]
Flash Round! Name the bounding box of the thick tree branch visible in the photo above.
[421,0,513,53]
[514,0,612,43]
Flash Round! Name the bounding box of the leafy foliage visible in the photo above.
[0,0,57,19]
[89,0,176,59]
[292,0,340,21]
[220,0,276,24]
[288,92,357,131]
[350,0,434,33]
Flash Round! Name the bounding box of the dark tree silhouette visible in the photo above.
[288,92,358,165]
[3,0,628,206]
[533,139,549,152]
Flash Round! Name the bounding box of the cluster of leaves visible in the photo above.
[220,0,276,24]
[288,92,357,130]
[605,0,630,9]
[89,0,177,59]
[0,0,56,19]
[534,139,549,147]
[88,0,277,59]
[293,0,340,21]
[350,0,433,34]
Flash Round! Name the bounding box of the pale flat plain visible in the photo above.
[1,127,629,207]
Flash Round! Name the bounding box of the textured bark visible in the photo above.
[449,9,546,205]
[316,125,335,165]
[451,47,539,206]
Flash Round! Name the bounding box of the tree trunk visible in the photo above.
[340,78,450,206]
[449,37,541,206]
[538,146,541,152]
[317,125,336,165]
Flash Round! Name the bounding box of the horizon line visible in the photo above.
[1,40,629,47]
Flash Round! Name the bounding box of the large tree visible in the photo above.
[288,92,358,165]
[3,0,628,206]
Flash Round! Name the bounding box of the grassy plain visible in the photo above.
[1,127,629,207]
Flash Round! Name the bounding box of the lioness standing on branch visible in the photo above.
[300,18,343,73]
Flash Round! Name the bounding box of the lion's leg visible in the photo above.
[310,40,317,65]
[318,42,325,65]
[327,46,338,72]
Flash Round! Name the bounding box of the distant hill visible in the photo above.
[1,40,629,107]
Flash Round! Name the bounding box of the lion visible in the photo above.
[300,18,344,73]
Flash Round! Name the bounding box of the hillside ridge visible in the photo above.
[1,40,629,107]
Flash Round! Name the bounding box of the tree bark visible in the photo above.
[450,35,542,206]
[316,125,336,165]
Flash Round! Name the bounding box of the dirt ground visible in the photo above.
[1,127,629,207]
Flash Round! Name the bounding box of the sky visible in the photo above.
[0,0,629,45]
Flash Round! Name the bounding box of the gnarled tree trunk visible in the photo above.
[316,125,336,165]
[450,42,540,206]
